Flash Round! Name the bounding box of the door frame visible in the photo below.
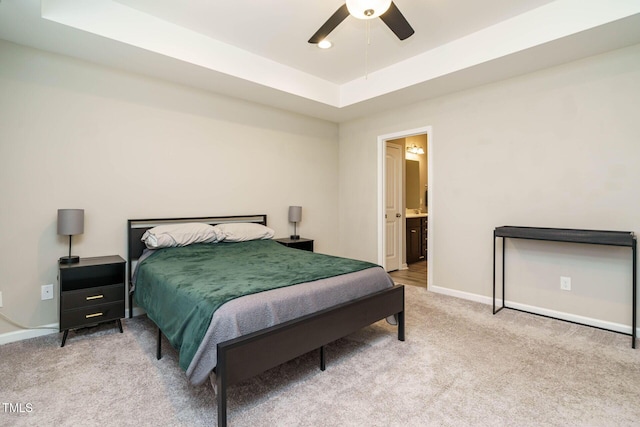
[377,126,433,286]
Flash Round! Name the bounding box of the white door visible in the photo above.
[385,142,403,271]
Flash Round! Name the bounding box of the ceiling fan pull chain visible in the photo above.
[365,20,370,79]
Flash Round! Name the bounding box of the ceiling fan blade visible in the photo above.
[380,1,414,41]
[308,4,350,44]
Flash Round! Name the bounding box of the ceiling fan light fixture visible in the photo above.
[346,0,392,20]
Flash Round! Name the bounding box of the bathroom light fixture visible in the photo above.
[288,206,302,240]
[406,144,425,155]
[57,208,84,264]
[346,0,392,20]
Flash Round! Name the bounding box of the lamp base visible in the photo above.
[290,235,300,240]
[59,255,80,265]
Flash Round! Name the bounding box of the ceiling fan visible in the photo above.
[308,0,414,44]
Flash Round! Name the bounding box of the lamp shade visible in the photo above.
[288,206,302,223]
[57,209,84,236]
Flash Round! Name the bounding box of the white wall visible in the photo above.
[0,40,339,335]
[339,43,640,330]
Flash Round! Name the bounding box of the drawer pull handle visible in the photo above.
[86,295,104,301]
[85,312,103,319]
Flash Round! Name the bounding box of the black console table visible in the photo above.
[493,226,637,348]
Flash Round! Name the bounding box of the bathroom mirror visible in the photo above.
[406,159,420,210]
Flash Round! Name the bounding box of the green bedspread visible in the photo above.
[134,239,379,371]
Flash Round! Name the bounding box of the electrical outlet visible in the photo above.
[41,284,54,300]
[560,276,571,291]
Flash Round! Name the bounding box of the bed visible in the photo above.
[127,214,405,426]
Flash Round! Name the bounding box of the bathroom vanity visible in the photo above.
[406,213,427,264]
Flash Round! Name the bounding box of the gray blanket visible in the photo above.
[188,266,395,385]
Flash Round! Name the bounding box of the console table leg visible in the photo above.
[493,234,506,315]
[493,233,496,314]
[501,237,506,311]
[633,240,637,349]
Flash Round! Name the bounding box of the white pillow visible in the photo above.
[214,222,275,242]
[141,223,222,249]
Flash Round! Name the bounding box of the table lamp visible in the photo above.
[57,209,84,264]
[288,206,302,240]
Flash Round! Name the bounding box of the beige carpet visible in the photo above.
[2,285,640,426]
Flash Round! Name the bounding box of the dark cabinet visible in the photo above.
[406,217,427,264]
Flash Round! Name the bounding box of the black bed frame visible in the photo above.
[127,215,405,427]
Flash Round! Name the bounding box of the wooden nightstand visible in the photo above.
[274,237,314,252]
[58,255,126,347]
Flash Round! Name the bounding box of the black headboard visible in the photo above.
[127,214,267,277]
[126,214,267,317]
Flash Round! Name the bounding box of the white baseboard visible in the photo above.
[0,307,147,345]
[0,323,59,345]
[428,285,636,336]
[429,285,492,305]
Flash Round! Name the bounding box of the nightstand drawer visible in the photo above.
[61,283,124,310]
[60,301,124,330]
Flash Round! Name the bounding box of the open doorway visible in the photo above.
[377,126,432,288]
